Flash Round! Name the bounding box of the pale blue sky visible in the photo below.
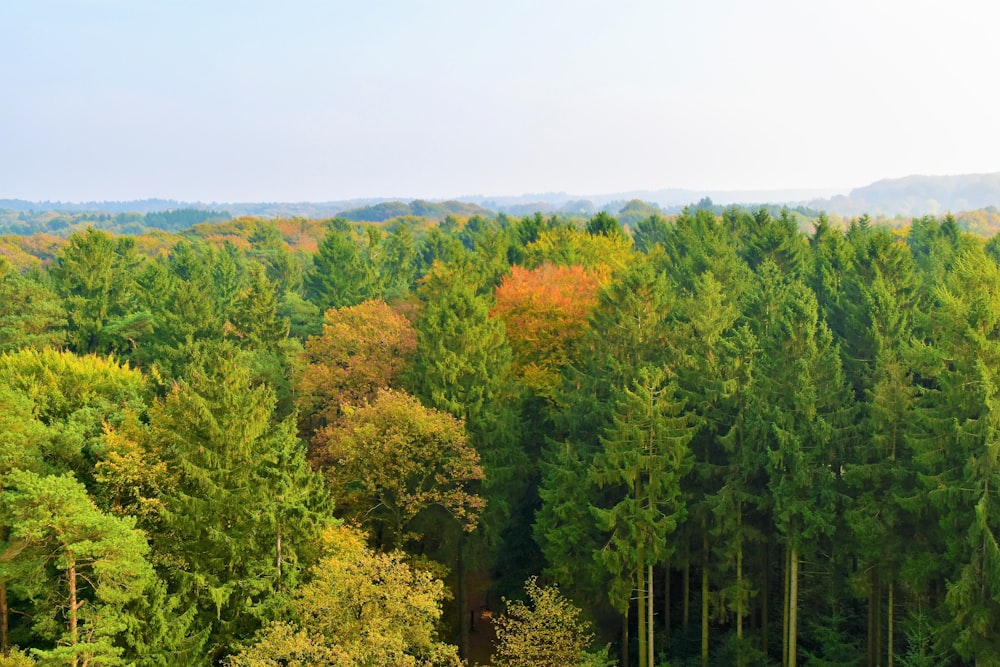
[2,0,998,202]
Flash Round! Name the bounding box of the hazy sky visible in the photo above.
[2,0,998,202]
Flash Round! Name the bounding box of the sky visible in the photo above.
[2,0,999,203]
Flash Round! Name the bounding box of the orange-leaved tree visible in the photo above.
[492,263,607,399]
[295,299,417,438]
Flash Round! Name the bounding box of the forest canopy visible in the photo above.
[1,206,999,666]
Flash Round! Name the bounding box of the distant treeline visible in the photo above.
[0,208,231,236]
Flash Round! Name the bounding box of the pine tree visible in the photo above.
[1,470,155,667]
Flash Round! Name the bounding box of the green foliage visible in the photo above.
[304,218,370,311]
[0,265,66,353]
[0,648,35,667]
[492,577,613,667]
[51,228,152,354]
[6,204,1000,666]
[591,368,695,610]
[227,524,461,667]
[316,388,485,547]
[149,343,329,660]
[523,226,633,273]
[1,469,155,666]
[0,348,148,484]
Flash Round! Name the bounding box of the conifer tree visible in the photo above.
[405,259,521,657]
[743,268,853,667]
[1,470,155,666]
[149,343,328,661]
[908,248,1000,664]
[590,367,695,667]
[51,228,152,355]
[305,218,368,311]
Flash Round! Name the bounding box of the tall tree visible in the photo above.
[591,368,695,667]
[909,248,1000,665]
[295,299,417,434]
[405,260,520,658]
[743,268,853,667]
[149,343,328,661]
[304,219,369,311]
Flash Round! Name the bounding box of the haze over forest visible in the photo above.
[5,171,1000,222]
[5,2,1000,666]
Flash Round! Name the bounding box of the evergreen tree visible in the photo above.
[909,248,1000,664]
[743,269,853,667]
[406,261,520,509]
[149,343,328,661]
[1,470,155,666]
[304,219,369,311]
[590,368,695,667]
[51,228,152,355]
[380,220,420,299]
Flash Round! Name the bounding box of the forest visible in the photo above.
[1,204,999,667]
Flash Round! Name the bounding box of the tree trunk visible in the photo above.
[1,581,7,657]
[782,545,790,667]
[887,581,894,667]
[874,570,882,667]
[867,573,875,667]
[638,555,647,667]
[276,526,283,592]
[664,560,671,650]
[702,535,710,667]
[789,542,799,667]
[458,538,469,661]
[762,545,769,662]
[622,607,630,667]
[683,546,691,633]
[648,563,654,667]
[737,529,745,667]
[69,550,79,667]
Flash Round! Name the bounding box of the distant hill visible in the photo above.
[811,172,1000,216]
[0,208,231,236]
[338,199,491,222]
[463,187,841,213]
[6,172,1000,237]
[0,198,389,219]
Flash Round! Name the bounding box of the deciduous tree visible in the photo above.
[316,389,484,548]
[227,525,461,667]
